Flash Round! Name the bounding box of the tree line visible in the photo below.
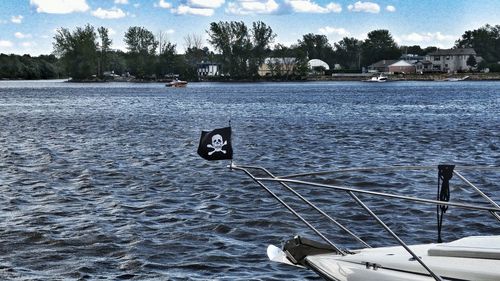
[1,22,499,80]
[0,54,61,79]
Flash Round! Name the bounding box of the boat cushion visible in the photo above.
[428,236,500,260]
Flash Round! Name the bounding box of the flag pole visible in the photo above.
[229,119,233,169]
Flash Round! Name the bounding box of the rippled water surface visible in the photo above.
[1,80,499,280]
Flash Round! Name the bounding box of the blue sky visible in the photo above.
[0,0,499,56]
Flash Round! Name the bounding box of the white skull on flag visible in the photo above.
[207,134,227,155]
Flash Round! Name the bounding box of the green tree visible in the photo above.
[0,54,60,79]
[53,24,99,80]
[456,24,500,63]
[400,45,425,56]
[107,50,127,76]
[249,21,276,77]
[334,37,362,70]
[124,26,158,78]
[298,33,333,61]
[156,42,177,77]
[207,21,252,78]
[97,27,112,78]
[269,44,308,79]
[423,46,438,55]
[466,55,477,69]
[361,29,401,67]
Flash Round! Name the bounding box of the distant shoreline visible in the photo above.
[2,73,500,83]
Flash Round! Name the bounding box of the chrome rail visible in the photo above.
[231,163,347,255]
[454,170,500,222]
[231,163,499,281]
[279,165,500,179]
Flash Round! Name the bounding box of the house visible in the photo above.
[388,60,416,74]
[258,57,297,77]
[367,60,398,73]
[197,62,221,77]
[425,48,477,73]
[414,60,434,74]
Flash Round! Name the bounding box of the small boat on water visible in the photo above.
[230,163,500,281]
[435,76,470,82]
[445,75,469,82]
[363,74,388,82]
[166,79,188,87]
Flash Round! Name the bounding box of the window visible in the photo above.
[434,56,440,61]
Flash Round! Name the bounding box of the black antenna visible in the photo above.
[229,119,233,168]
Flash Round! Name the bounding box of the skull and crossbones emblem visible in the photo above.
[207,134,227,155]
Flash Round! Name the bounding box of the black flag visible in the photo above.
[197,127,233,161]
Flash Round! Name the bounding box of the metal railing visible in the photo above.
[230,163,500,281]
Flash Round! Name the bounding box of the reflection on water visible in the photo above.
[0,81,499,280]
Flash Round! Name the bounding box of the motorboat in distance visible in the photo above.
[166,79,188,87]
[363,74,388,82]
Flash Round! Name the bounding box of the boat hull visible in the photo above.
[166,80,188,87]
[304,238,500,281]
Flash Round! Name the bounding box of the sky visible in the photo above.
[0,0,499,56]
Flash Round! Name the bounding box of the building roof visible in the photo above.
[389,60,413,67]
[308,59,330,70]
[368,59,398,68]
[428,48,476,56]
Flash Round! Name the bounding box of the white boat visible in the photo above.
[166,79,188,87]
[231,164,500,281]
[275,235,500,281]
[363,74,388,82]
[435,76,470,82]
[444,76,469,82]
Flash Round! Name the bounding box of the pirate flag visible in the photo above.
[197,127,233,161]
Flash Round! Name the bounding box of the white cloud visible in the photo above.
[30,0,89,14]
[114,0,128,4]
[286,0,342,13]
[326,3,342,12]
[188,0,225,9]
[133,3,140,8]
[21,41,37,48]
[11,15,24,24]
[172,4,214,16]
[226,0,280,15]
[401,32,455,43]
[0,40,14,48]
[92,7,126,19]
[155,0,172,9]
[347,1,380,13]
[15,32,32,39]
[386,5,395,12]
[166,29,175,34]
[318,26,350,36]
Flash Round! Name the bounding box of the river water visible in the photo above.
[0,80,499,280]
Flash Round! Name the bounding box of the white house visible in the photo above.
[425,48,477,73]
[197,62,221,77]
